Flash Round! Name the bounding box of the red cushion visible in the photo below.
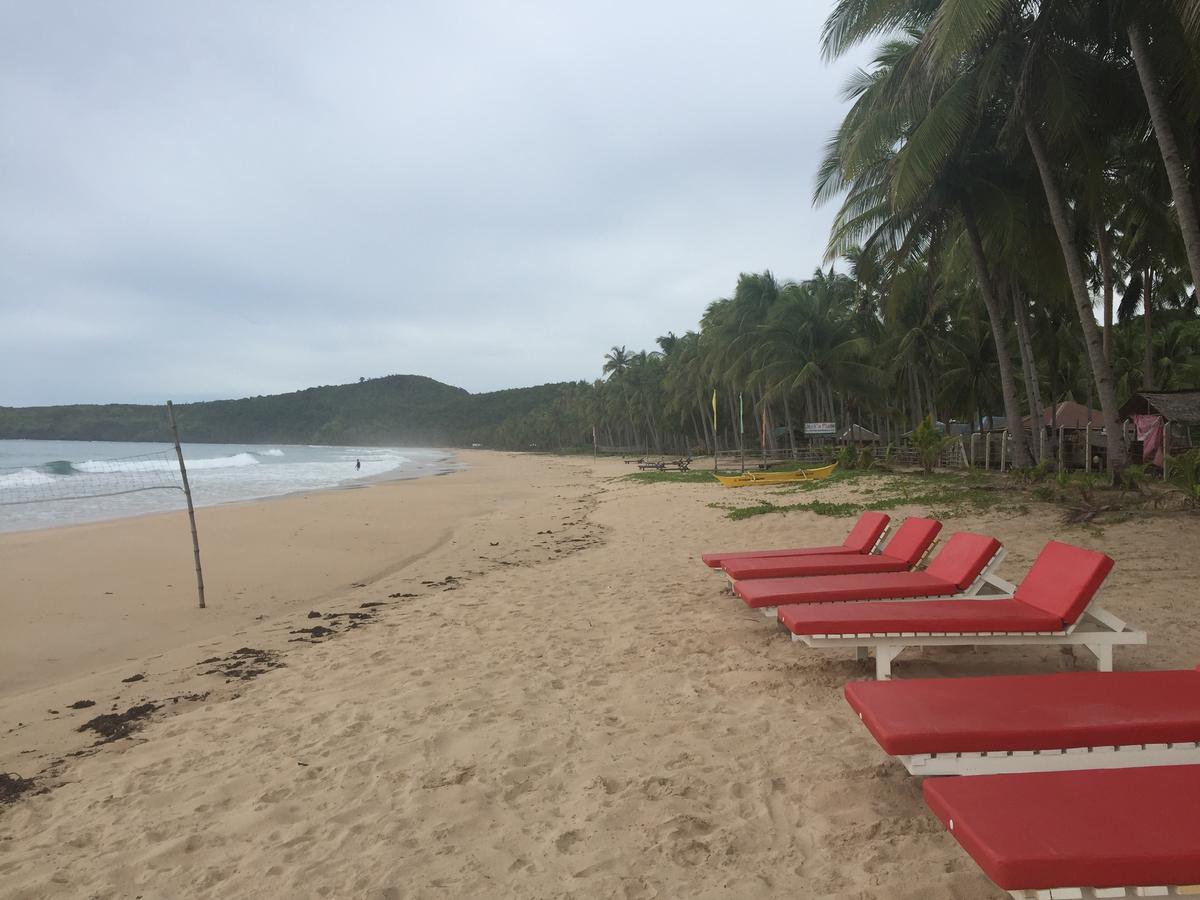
[845,669,1200,756]
[701,544,857,569]
[878,517,942,566]
[1014,541,1114,625]
[724,553,910,581]
[924,766,1200,890]
[924,533,1003,590]
[736,572,956,608]
[778,598,1064,635]
[841,511,891,553]
[701,511,890,568]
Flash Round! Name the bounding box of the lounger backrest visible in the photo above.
[879,517,942,566]
[841,511,891,553]
[923,532,1003,590]
[1014,541,1114,625]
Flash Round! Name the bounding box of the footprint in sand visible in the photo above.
[554,830,582,853]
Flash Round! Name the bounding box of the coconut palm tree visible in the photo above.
[815,28,1035,464]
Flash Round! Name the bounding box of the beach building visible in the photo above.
[839,423,880,444]
[1120,390,1200,469]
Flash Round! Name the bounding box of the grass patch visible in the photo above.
[626,469,716,484]
[709,498,863,520]
[646,459,1182,525]
[708,469,1034,521]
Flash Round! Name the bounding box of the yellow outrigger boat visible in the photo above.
[713,462,838,487]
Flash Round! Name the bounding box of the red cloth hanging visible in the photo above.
[1131,414,1165,467]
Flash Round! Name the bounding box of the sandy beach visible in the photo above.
[2,450,1198,899]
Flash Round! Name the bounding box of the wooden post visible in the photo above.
[985,433,991,470]
[166,401,206,610]
[738,393,745,473]
[970,433,977,467]
[1058,426,1065,474]
[1085,424,1091,473]
[1000,430,1007,472]
[1163,418,1170,479]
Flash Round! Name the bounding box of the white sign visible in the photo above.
[805,422,836,435]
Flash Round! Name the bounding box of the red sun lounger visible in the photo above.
[721,516,942,584]
[845,667,1200,775]
[735,531,1005,613]
[700,510,889,569]
[925,765,1200,898]
[779,541,1144,679]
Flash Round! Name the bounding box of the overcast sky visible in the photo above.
[1,1,872,406]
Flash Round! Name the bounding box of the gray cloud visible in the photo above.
[1,1,871,405]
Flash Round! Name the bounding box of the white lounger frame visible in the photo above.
[1007,883,1200,897]
[887,735,1200,777]
[793,603,1146,680]
[754,546,1011,617]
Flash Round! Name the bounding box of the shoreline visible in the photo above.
[0,449,500,702]
[0,444,461,537]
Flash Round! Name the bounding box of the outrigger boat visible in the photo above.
[713,462,838,487]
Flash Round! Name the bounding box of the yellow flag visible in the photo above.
[711,389,718,431]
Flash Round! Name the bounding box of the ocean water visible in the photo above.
[0,440,458,534]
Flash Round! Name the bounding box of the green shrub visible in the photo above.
[1119,463,1149,492]
[912,417,949,474]
[1167,449,1200,507]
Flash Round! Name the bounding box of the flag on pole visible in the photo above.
[711,389,717,431]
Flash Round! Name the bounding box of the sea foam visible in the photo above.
[76,452,260,473]
[0,469,56,490]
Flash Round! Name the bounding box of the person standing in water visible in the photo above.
[355,459,361,471]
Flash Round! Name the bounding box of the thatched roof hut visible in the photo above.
[1120,391,1200,424]
[841,423,881,443]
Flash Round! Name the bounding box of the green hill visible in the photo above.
[0,375,594,449]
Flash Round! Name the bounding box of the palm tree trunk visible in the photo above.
[1143,264,1154,390]
[1096,218,1115,363]
[1023,118,1127,472]
[646,408,661,453]
[908,368,921,429]
[960,202,1032,467]
[1128,20,1200,287]
[922,370,937,425]
[1011,286,1045,462]
[726,389,739,451]
[783,394,797,457]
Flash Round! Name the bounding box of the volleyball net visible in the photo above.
[0,449,184,507]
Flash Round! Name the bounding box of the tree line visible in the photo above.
[498,1,1200,469]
